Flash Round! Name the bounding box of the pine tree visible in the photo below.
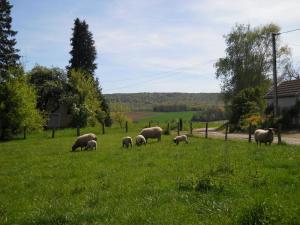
[0,0,20,81]
[67,18,97,76]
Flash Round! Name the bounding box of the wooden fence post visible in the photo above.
[179,118,183,131]
[102,122,105,134]
[205,122,208,138]
[248,123,252,143]
[23,126,27,139]
[278,124,282,144]
[189,121,193,135]
[149,121,151,128]
[225,123,228,141]
[177,122,180,136]
[52,127,55,139]
[77,125,80,137]
[167,122,170,134]
[125,121,128,133]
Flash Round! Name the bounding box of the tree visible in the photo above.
[215,24,290,103]
[68,69,101,127]
[0,0,20,82]
[67,18,97,76]
[0,69,44,139]
[28,66,68,113]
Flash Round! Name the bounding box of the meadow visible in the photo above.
[1,125,300,225]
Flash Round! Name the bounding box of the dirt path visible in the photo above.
[193,128,300,145]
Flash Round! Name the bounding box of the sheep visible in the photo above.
[173,135,189,145]
[140,126,163,143]
[85,140,97,150]
[135,134,146,146]
[72,133,97,151]
[254,128,275,146]
[122,136,133,148]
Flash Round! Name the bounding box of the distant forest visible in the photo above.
[105,92,223,111]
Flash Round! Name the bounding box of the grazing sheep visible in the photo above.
[72,133,97,151]
[140,126,163,143]
[85,140,97,150]
[122,136,133,148]
[173,135,189,145]
[254,128,275,146]
[135,135,146,146]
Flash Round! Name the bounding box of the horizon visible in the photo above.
[11,0,300,94]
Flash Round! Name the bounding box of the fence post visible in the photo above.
[278,124,282,144]
[205,122,208,138]
[77,125,80,137]
[225,123,229,141]
[177,122,180,136]
[179,118,183,131]
[248,123,252,143]
[125,121,128,133]
[102,122,105,134]
[52,127,55,139]
[149,121,151,127]
[23,126,27,139]
[167,122,170,134]
[189,121,193,135]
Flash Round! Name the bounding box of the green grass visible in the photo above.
[1,125,300,224]
[139,111,195,122]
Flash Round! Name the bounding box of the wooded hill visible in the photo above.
[105,92,223,111]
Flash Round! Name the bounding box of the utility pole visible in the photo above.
[272,33,279,117]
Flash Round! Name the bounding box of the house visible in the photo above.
[47,104,72,128]
[265,79,300,125]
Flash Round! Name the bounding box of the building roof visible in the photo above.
[265,79,300,99]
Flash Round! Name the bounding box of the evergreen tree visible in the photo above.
[0,0,20,81]
[67,18,97,76]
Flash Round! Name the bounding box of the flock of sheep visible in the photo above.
[71,126,189,151]
[71,126,275,151]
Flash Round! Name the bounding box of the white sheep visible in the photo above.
[122,136,133,148]
[254,128,275,146]
[135,135,146,146]
[85,140,97,150]
[173,135,188,145]
[72,133,97,151]
[140,126,163,143]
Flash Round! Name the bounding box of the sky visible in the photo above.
[10,0,300,93]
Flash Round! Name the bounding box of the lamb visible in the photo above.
[122,136,133,148]
[254,128,275,146]
[85,140,97,150]
[140,126,163,143]
[135,134,146,146]
[173,135,188,145]
[72,133,97,151]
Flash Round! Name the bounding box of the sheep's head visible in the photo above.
[173,138,177,143]
[72,144,76,151]
[268,128,275,134]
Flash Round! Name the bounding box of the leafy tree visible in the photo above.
[0,0,20,82]
[28,66,68,113]
[0,69,44,139]
[68,69,101,127]
[215,23,290,103]
[230,87,266,124]
[67,18,97,76]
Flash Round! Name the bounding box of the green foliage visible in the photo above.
[191,106,226,122]
[215,23,289,103]
[0,0,20,81]
[68,69,101,127]
[28,65,68,113]
[230,87,266,124]
[67,18,97,75]
[0,70,44,139]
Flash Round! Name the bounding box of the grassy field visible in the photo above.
[126,111,195,123]
[1,125,300,225]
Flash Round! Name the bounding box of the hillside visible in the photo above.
[105,92,223,111]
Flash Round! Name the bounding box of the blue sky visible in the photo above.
[11,0,300,93]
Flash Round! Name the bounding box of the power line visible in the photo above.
[278,28,300,35]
